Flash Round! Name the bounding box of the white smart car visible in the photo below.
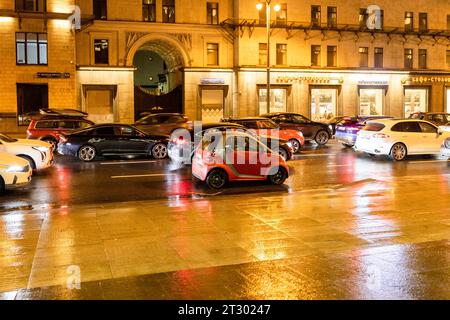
[441,138,450,159]
[355,119,450,161]
[0,152,32,193]
[0,133,53,170]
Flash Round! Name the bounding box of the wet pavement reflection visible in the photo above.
[0,140,449,299]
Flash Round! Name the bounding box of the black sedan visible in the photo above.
[57,124,170,162]
[260,112,333,145]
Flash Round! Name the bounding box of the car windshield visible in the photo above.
[0,133,18,143]
[257,120,278,129]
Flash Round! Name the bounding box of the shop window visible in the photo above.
[143,0,156,22]
[276,4,287,26]
[419,49,427,69]
[259,43,267,66]
[93,0,107,20]
[207,43,219,66]
[374,47,384,68]
[327,46,337,67]
[311,88,337,122]
[405,12,414,32]
[419,13,428,32]
[311,45,321,67]
[327,7,337,28]
[404,89,428,117]
[359,47,369,67]
[258,88,287,115]
[311,5,321,27]
[359,89,384,116]
[207,2,219,25]
[16,33,47,65]
[162,0,175,23]
[276,44,287,65]
[404,48,413,69]
[15,0,46,12]
[94,39,109,65]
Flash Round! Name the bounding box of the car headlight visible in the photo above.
[33,146,48,152]
[6,165,27,173]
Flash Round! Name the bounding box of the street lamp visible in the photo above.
[256,1,280,114]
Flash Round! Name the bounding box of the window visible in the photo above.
[15,0,46,12]
[359,8,368,29]
[276,4,287,26]
[359,89,384,115]
[327,7,337,28]
[359,47,369,67]
[207,43,219,66]
[258,88,287,114]
[94,126,116,135]
[374,48,384,68]
[143,0,156,22]
[447,50,450,69]
[404,48,413,69]
[447,15,450,30]
[404,89,428,117]
[401,122,422,133]
[93,0,107,20]
[419,49,427,69]
[419,13,428,32]
[276,44,287,65]
[258,3,266,24]
[419,122,437,134]
[311,45,321,67]
[311,88,338,122]
[311,5,321,27]
[162,0,175,23]
[94,39,109,65]
[16,33,47,65]
[405,12,414,32]
[259,43,267,66]
[207,2,219,25]
[327,46,337,67]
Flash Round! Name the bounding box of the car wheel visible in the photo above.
[206,169,228,189]
[0,176,5,194]
[389,143,407,161]
[315,130,330,145]
[278,148,289,161]
[288,139,301,154]
[151,143,168,159]
[78,145,96,162]
[42,138,57,152]
[17,155,36,170]
[268,167,288,185]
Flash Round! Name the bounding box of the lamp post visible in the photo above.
[257,1,280,114]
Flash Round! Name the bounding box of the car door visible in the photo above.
[90,126,120,154]
[291,115,315,139]
[118,126,149,154]
[399,122,425,154]
[225,136,261,178]
[418,122,442,153]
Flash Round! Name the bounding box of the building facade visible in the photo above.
[1,0,450,132]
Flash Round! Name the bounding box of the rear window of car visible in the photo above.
[363,123,385,132]
[93,127,116,135]
[35,121,58,129]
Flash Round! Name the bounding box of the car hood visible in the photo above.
[13,139,52,148]
[0,152,29,167]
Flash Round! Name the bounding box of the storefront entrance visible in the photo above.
[83,85,117,123]
[200,88,225,123]
[359,88,385,116]
[404,88,428,117]
[310,88,338,122]
[16,83,48,126]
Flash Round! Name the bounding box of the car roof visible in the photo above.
[366,118,437,125]
[142,113,184,117]
[226,117,271,121]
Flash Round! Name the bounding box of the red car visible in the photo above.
[192,131,289,189]
[224,118,305,153]
[27,111,94,150]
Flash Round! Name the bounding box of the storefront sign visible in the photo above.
[37,72,71,79]
[200,78,225,85]
[402,76,450,84]
[276,76,344,85]
[358,80,389,86]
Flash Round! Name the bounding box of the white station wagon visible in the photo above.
[355,119,450,161]
[0,152,32,193]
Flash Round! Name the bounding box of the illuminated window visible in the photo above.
[143,0,156,22]
[327,7,337,28]
[207,43,219,66]
[258,88,287,115]
[311,88,337,122]
[15,0,46,12]
[327,46,337,67]
[404,48,413,69]
[405,12,414,32]
[419,13,428,32]
[359,89,384,116]
[94,39,109,65]
[311,45,321,67]
[162,0,175,23]
[359,47,369,67]
[93,0,107,20]
[311,5,321,27]
[207,2,219,25]
[404,89,428,117]
[276,4,287,26]
[419,49,427,69]
[16,33,47,65]
[259,43,267,66]
[374,48,384,68]
[276,44,287,65]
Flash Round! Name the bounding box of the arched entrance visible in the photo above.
[126,34,190,121]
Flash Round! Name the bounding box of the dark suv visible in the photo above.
[409,112,450,126]
[260,112,333,145]
[134,113,192,136]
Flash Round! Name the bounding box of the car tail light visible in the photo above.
[372,133,390,139]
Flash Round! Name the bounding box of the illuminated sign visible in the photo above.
[200,78,225,85]
[403,76,450,84]
[276,76,344,84]
[358,80,389,86]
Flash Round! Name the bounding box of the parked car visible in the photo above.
[192,131,289,189]
[134,113,192,136]
[27,111,94,150]
[336,115,393,147]
[222,117,305,153]
[355,119,450,161]
[57,124,170,162]
[169,123,294,163]
[260,112,333,145]
[0,133,53,170]
[440,138,450,159]
[438,122,450,132]
[409,112,450,126]
[0,152,32,194]
[324,116,347,136]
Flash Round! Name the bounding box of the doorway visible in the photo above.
[200,89,224,123]
[17,83,48,126]
[83,85,116,123]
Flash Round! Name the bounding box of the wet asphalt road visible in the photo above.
[1,139,449,210]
